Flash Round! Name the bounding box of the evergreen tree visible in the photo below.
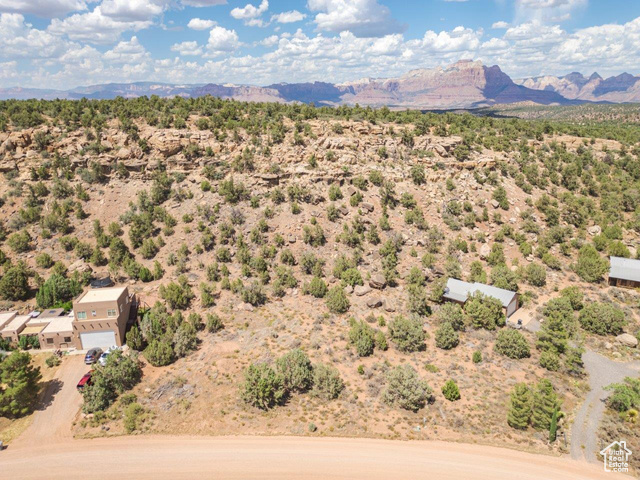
[536,314,568,354]
[531,379,560,430]
[0,351,42,417]
[507,383,532,429]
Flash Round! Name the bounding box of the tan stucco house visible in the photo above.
[72,286,132,350]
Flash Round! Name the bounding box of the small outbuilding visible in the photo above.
[443,278,519,317]
[608,256,640,288]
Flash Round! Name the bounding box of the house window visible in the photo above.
[91,310,96,317]
[46,338,53,344]
[120,304,123,313]
[64,337,72,343]
[77,311,87,320]
[107,309,117,318]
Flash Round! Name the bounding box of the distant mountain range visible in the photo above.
[515,71,640,103]
[1,60,639,108]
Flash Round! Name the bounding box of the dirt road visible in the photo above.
[570,350,640,463]
[12,354,86,447]
[0,435,624,480]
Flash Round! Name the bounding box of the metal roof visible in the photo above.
[609,256,640,282]
[443,278,517,308]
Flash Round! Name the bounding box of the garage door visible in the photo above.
[80,331,116,350]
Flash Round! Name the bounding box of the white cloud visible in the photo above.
[188,18,216,30]
[100,0,169,22]
[259,34,279,47]
[492,21,509,29]
[47,6,156,44]
[182,0,226,6]
[271,10,306,24]
[515,0,587,23]
[0,0,88,18]
[230,0,268,23]
[519,0,571,7]
[171,40,203,56]
[103,36,150,64]
[308,0,405,38]
[0,13,68,59]
[206,25,240,55]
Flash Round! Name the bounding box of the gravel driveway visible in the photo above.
[570,350,640,463]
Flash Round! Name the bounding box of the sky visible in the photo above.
[1,0,639,89]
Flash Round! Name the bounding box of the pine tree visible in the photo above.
[0,351,42,417]
[536,314,568,354]
[531,379,560,430]
[507,383,532,429]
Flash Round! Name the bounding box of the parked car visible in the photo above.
[84,348,103,365]
[97,351,109,366]
[77,372,92,391]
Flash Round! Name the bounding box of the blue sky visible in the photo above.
[1,0,639,89]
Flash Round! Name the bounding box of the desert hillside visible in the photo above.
[1,99,640,467]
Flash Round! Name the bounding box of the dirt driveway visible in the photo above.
[12,354,87,447]
[0,435,624,480]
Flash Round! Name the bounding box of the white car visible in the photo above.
[97,346,122,366]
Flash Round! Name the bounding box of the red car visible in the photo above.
[77,372,92,391]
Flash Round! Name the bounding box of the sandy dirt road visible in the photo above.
[0,435,625,480]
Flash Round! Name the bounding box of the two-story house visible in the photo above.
[72,286,132,350]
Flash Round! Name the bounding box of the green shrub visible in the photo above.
[0,262,30,301]
[576,244,608,282]
[326,286,350,313]
[578,302,626,336]
[442,379,461,401]
[348,320,375,357]
[159,276,194,309]
[472,350,482,363]
[539,350,561,371]
[241,363,285,410]
[435,302,466,331]
[276,349,313,393]
[45,355,61,368]
[206,314,224,333]
[464,292,505,330]
[435,322,459,350]
[304,276,327,298]
[143,340,174,367]
[124,402,145,433]
[525,263,546,286]
[388,315,426,352]
[382,364,432,412]
[173,322,197,358]
[494,329,530,359]
[311,363,344,400]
